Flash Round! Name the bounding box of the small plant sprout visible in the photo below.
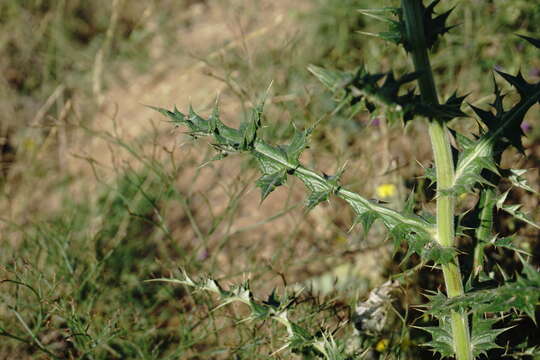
[151,1,540,359]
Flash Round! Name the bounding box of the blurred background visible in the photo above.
[1,0,539,359]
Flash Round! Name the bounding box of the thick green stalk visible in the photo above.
[401,1,473,359]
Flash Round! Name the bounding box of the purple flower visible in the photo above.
[521,121,532,133]
[197,248,209,261]
[530,67,540,77]
[371,117,381,127]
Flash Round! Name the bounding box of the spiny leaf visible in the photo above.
[187,104,212,135]
[506,169,537,194]
[263,289,282,309]
[306,191,330,211]
[256,171,287,202]
[148,273,329,356]
[402,190,416,215]
[253,145,288,175]
[309,65,466,124]
[454,131,477,150]
[423,295,525,358]
[422,164,437,184]
[452,70,540,195]
[421,1,457,50]
[152,102,446,265]
[354,210,379,236]
[518,34,540,50]
[286,125,313,166]
[470,313,510,357]
[313,333,349,360]
[416,91,468,121]
[308,64,416,122]
[450,37,540,195]
[359,1,456,50]
[419,316,455,358]
[239,101,264,150]
[496,190,540,229]
[489,236,530,256]
[358,7,403,46]
[345,193,447,263]
[496,70,537,101]
[425,259,540,321]
[390,223,455,264]
[208,101,220,133]
[307,65,353,94]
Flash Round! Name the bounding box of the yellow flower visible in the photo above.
[375,338,390,352]
[334,235,348,245]
[376,183,397,198]
[22,137,36,152]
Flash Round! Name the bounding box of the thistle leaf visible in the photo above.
[152,101,445,265]
[496,70,537,101]
[421,1,457,50]
[423,285,530,358]
[454,131,477,150]
[517,34,540,50]
[148,273,329,356]
[239,101,264,151]
[354,210,379,236]
[253,145,288,175]
[256,171,288,202]
[422,164,437,184]
[309,65,466,124]
[208,101,220,133]
[358,7,404,46]
[452,71,540,195]
[489,236,530,256]
[307,65,353,95]
[390,223,454,264]
[426,259,540,321]
[506,169,538,194]
[313,333,349,360]
[420,316,455,358]
[286,126,313,165]
[402,190,416,215]
[437,37,540,196]
[470,313,510,357]
[359,1,456,50]
[305,191,330,211]
[496,190,540,229]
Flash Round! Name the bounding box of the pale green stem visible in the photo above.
[401,1,473,359]
[473,188,495,276]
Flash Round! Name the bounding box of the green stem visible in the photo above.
[401,1,473,359]
[473,188,495,276]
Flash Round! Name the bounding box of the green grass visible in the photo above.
[1,1,539,359]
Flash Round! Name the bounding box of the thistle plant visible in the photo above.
[151,1,540,359]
